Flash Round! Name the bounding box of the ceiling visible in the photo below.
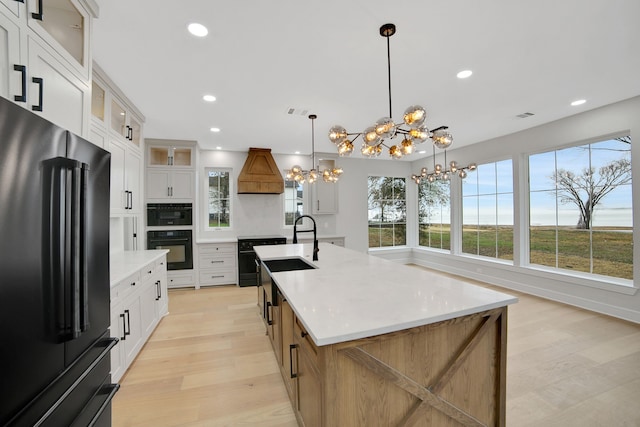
[92,0,640,160]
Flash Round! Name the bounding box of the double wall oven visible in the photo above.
[147,203,193,271]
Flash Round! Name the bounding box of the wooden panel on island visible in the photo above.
[256,242,516,427]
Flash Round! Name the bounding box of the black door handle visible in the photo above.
[289,344,298,378]
[31,0,43,20]
[124,309,131,336]
[13,65,26,102]
[120,313,126,340]
[266,301,273,325]
[31,77,43,111]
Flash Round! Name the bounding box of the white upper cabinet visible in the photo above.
[0,0,97,138]
[26,0,91,80]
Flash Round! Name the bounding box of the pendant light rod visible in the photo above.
[381,23,395,119]
[309,114,317,168]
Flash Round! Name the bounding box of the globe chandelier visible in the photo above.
[328,23,455,160]
[412,146,476,184]
[286,114,343,184]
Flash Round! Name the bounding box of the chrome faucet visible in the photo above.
[293,215,318,261]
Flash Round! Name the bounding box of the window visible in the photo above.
[368,176,406,248]
[284,177,304,226]
[462,160,514,260]
[206,169,231,228]
[418,180,450,250]
[529,137,632,280]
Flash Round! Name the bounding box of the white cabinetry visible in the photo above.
[92,64,145,218]
[147,168,194,200]
[311,159,339,214]
[110,253,168,383]
[198,243,237,286]
[0,0,95,137]
[146,141,196,202]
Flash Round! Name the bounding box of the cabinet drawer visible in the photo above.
[140,261,156,283]
[199,243,235,255]
[111,271,140,305]
[199,253,236,269]
[168,272,194,288]
[294,317,319,365]
[199,269,236,286]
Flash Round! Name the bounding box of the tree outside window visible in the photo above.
[368,176,406,247]
[284,178,303,226]
[529,137,632,279]
[207,169,231,228]
[418,180,450,250]
[462,160,514,260]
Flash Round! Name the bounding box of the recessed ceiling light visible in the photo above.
[210,127,220,132]
[216,146,222,150]
[418,150,427,154]
[295,151,300,154]
[456,70,473,79]
[188,23,208,37]
[203,94,216,102]
[571,99,586,106]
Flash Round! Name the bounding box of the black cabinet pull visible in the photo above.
[119,313,126,340]
[31,77,43,111]
[31,0,43,20]
[266,301,273,325]
[14,0,25,3]
[13,65,26,102]
[301,331,308,338]
[129,190,133,209]
[155,280,161,301]
[124,309,131,336]
[289,344,298,378]
[128,126,133,140]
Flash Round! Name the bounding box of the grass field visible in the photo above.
[371,224,633,280]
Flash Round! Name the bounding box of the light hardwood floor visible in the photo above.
[112,271,640,427]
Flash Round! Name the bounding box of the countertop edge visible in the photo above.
[110,249,169,286]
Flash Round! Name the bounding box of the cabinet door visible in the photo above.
[171,170,194,199]
[125,148,142,213]
[0,8,23,102]
[295,345,323,427]
[27,35,89,137]
[146,169,171,199]
[108,138,126,214]
[281,299,296,402]
[88,125,106,149]
[140,280,158,338]
[312,180,338,214]
[109,302,125,382]
[26,0,91,80]
[0,0,22,18]
[156,272,168,317]
[123,296,142,366]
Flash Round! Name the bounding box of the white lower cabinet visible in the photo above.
[198,242,237,286]
[110,253,168,383]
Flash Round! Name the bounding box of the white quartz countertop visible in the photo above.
[254,243,518,346]
[110,250,169,287]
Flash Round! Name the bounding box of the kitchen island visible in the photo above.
[255,243,517,427]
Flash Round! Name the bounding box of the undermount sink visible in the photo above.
[263,258,316,272]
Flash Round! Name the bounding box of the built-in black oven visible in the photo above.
[147,230,193,270]
[147,203,192,226]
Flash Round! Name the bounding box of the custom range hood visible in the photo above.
[237,148,284,194]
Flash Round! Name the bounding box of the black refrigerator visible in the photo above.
[0,96,119,426]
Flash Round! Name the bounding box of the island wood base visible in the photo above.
[278,305,508,427]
